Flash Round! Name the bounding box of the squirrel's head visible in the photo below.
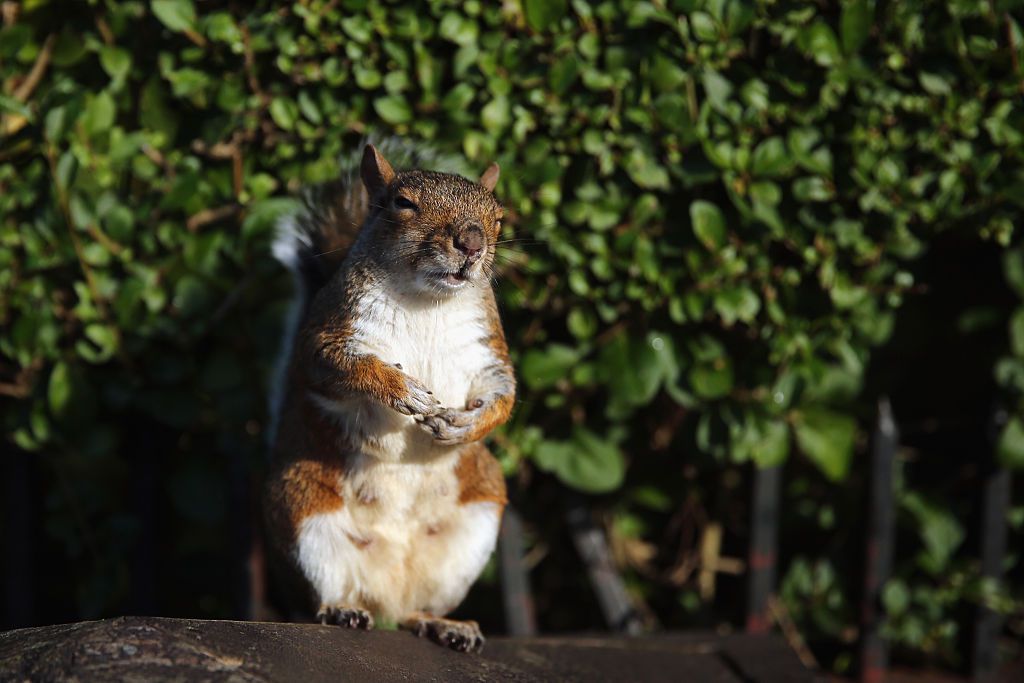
[360,144,503,296]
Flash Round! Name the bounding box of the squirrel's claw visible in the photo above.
[416,408,478,445]
[401,616,485,654]
[393,374,442,417]
[318,605,375,630]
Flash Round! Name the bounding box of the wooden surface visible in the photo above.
[0,616,819,682]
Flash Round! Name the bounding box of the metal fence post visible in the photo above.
[971,410,1011,681]
[567,499,643,635]
[746,464,782,634]
[499,506,537,636]
[860,397,898,683]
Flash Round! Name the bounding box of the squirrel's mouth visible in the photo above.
[432,260,477,288]
[441,271,468,285]
[430,268,470,289]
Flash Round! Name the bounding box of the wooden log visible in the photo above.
[0,617,818,682]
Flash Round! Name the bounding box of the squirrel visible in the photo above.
[264,141,515,653]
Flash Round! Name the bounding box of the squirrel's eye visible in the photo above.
[393,196,418,211]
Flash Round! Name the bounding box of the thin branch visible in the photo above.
[768,596,820,670]
[240,23,270,107]
[13,33,56,102]
[187,203,242,232]
[46,148,111,322]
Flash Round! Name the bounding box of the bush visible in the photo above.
[1,0,1022,672]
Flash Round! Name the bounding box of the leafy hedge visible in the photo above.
[2,0,1022,672]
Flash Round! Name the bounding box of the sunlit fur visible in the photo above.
[266,148,513,629]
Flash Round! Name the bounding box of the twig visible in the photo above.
[45,148,111,321]
[140,144,174,177]
[240,23,270,107]
[95,15,114,45]
[0,381,31,398]
[768,596,819,670]
[13,33,56,102]
[2,2,19,28]
[187,203,242,232]
[85,223,126,256]
[191,139,242,160]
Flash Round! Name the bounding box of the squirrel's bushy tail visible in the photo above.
[267,138,469,446]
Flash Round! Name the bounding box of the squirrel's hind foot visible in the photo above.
[400,614,484,653]
[318,605,374,630]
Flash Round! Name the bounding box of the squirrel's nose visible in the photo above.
[454,226,485,263]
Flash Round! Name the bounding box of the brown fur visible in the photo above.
[265,369,349,545]
[265,145,515,629]
[456,443,508,506]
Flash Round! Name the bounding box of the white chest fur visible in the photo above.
[313,284,495,462]
[352,285,492,406]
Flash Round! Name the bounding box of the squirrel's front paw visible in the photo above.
[415,407,478,445]
[392,370,442,417]
[318,605,374,630]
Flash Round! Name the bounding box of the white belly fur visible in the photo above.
[298,285,501,619]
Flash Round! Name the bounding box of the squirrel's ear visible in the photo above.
[479,163,500,192]
[361,144,396,197]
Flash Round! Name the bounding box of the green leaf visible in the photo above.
[626,148,670,189]
[882,579,910,616]
[439,12,479,45]
[99,46,132,85]
[701,69,733,112]
[1010,308,1024,357]
[521,344,580,389]
[799,21,842,67]
[1003,249,1024,298]
[690,12,718,42]
[481,96,510,132]
[77,324,119,363]
[152,0,197,32]
[919,72,951,96]
[0,94,32,120]
[140,78,177,143]
[750,137,792,177]
[374,95,413,125]
[269,97,299,130]
[524,0,567,32]
[793,407,856,481]
[733,415,791,467]
[689,359,733,399]
[690,200,726,250]
[901,492,964,574]
[714,287,761,325]
[997,416,1024,469]
[82,91,116,136]
[48,361,73,417]
[601,332,677,415]
[534,427,626,494]
[840,0,871,54]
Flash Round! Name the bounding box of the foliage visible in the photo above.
[2,0,1023,672]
